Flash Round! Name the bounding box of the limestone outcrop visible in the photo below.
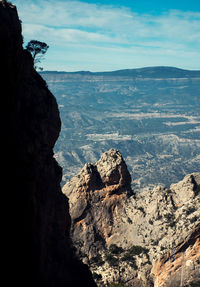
[63,149,133,258]
[63,149,200,286]
[1,1,96,286]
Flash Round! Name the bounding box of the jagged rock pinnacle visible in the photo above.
[96,148,132,188]
[62,149,134,260]
[63,148,133,200]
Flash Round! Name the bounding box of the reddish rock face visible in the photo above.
[153,224,200,287]
[1,2,96,286]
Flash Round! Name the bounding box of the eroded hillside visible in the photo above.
[41,70,200,192]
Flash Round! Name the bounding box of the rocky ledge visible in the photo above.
[63,149,200,287]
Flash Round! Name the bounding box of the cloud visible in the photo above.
[14,0,131,28]
[16,0,200,43]
[23,24,119,45]
[13,0,200,70]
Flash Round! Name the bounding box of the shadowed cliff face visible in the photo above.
[1,1,96,286]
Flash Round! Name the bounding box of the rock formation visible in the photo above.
[1,1,96,286]
[62,149,133,260]
[63,149,200,286]
[153,224,200,287]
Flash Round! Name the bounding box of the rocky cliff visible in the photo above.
[1,1,96,286]
[63,149,200,286]
[63,149,133,258]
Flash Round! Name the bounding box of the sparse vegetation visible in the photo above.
[92,272,102,281]
[185,207,196,215]
[1,0,13,6]
[166,189,172,194]
[149,219,153,225]
[91,253,104,266]
[138,206,145,215]
[151,239,159,245]
[121,253,137,269]
[190,216,197,224]
[164,213,175,222]
[169,221,176,227]
[105,244,148,272]
[127,217,132,224]
[109,283,128,287]
[26,40,49,70]
[121,252,134,262]
[127,245,148,256]
[183,280,200,287]
[105,244,124,266]
[156,214,163,220]
[164,213,176,228]
[105,252,118,267]
[109,244,124,255]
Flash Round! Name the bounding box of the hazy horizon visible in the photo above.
[41,65,200,73]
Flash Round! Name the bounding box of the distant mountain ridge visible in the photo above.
[41,66,200,78]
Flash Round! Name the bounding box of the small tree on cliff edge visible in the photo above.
[26,40,49,70]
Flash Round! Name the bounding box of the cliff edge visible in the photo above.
[1,1,96,286]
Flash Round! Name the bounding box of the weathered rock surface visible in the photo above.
[2,1,96,286]
[63,149,133,258]
[153,224,200,287]
[96,149,132,188]
[63,149,200,286]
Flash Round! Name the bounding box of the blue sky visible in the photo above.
[13,0,200,71]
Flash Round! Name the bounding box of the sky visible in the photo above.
[13,0,200,72]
